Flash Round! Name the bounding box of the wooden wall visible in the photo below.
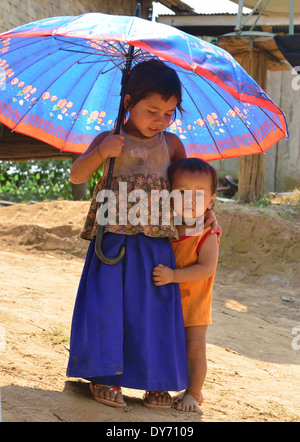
[0,125,73,161]
[0,0,150,34]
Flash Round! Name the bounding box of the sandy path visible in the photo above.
[0,200,299,422]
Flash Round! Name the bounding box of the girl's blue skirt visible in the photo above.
[67,233,188,391]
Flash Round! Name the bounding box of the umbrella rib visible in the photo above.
[4,35,126,61]
[256,105,287,134]
[101,40,125,56]
[3,35,105,61]
[95,42,126,59]
[132,49,157,63]
[1,36,50,56]
[60,48,110,57]
[54,36,103,53]
[54,37,126,60]
[12,51,94,134]
[112,41,128,56]
[55,14,84,32]
[184,73,247,155]
[196,74,264,154]
[4,37,83,82]
[180,80,223,159]
[60,49,126,71]
[99,60,126,74]
[60,58,114,152]
[101,41,131,69]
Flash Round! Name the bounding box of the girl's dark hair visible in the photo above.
[168,158,218,195]
[123,59,183,114]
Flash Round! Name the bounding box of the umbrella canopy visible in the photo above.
[0,12,288,161]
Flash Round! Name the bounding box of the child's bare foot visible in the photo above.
[174,389,204,412]
[90,383,127,408]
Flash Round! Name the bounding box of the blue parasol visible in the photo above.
[0,10,288,159]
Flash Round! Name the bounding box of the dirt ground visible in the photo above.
[0,195,299,422]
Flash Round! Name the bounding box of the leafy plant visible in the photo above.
[0,159,103,202]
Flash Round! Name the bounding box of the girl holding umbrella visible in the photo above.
[67,60,219,409]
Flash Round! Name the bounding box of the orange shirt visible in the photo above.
[171,227,218,327]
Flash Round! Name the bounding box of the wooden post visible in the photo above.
[71,153,87,200]
[236,50,268,201]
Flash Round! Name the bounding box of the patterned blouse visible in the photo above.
[80,129,178,241]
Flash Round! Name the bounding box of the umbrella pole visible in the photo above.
[95,3,141,264]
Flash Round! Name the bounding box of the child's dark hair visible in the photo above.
[168,158,218,195]
[124,59,183,115]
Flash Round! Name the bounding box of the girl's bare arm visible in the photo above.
[165,132,187,163]
[69,130,124,184]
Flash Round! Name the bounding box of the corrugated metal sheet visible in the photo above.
[230,0,300,15]
[157,1,194,13]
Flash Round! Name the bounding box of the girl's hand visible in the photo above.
[97,130,124,161]
[152,264,175,286]
[69,130,124,184]
[204,208,222,237]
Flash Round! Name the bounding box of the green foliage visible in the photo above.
[0,159,72,202]
[0,159,103,202]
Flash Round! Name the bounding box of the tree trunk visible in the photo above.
[71,153,88,201]
[236,50,268,201]
[238,152,265,202]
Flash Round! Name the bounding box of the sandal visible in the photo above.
[143,390,172,409]
[90,383,127,408]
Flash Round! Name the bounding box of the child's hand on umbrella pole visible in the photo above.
[97,129,124,161]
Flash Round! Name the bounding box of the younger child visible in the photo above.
[152,158,220,412]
